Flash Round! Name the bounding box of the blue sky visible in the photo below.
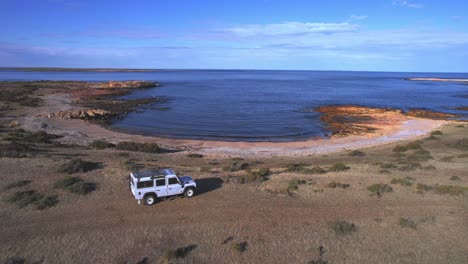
[1,0,467,72]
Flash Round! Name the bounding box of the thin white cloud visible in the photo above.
[223,22,359,37]
[349,15,368,21]
[392,0,424,9]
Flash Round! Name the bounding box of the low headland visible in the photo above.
[0,80,467,263]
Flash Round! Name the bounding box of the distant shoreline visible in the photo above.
[0,67,158,72]
[408,78,468,83]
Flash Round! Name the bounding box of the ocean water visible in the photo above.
[1,70,467,141]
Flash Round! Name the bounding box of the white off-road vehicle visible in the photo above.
[129,168,197,205]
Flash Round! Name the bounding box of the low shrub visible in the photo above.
[448,138,468,150]
[393,145,408,152]
[407,149,432,162]
[5,130,61,144]
[223,162,249,172]
[391,177,415,186]
[349,150,365,157]
[287,179,307,194]
[416,183,433,193]
[379,169,391,174]
[36,195,59,210]
[440,156,455,162]
[163,245,197,260]
[309,166,326,174]
[187,153,203,158]
[423,165,436,170]
[308,246,328,264]
[380,163,397,169]
[54,176,83,189]
[58,158,100,174]
[328,163,350,172]
[430,130,443,136]
[232,241,248,253]
[244,168,270,182]
[398,162,422,171]
[286,164,327,174]
[123,160,143,171]
[399,218,417,229]
[329,220,357,235]
[393,141,423,152]
[115,141,161,153]
[367,183,393,197]
[4,180,31,190]
[450,176,461,181]
[67,182,96,195]
[406,140,423,150]
[54,176,96,195]
[433,185,468,196]
[327,182,350,189]
[0,142,33,158]
[89,140,115,149]
[6,190,44,208]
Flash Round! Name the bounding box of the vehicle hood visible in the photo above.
[180,176,195,185]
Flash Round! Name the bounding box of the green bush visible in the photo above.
[67,182,97,195]
[6,190,44,208]
[329,220,357,235]
[433,185,468,196]
[5,130,61,144]
[399,218,417,229]
[391,177,415,186]
[440,156,455,162]
[36,195,59,210]
[232,242,248,253]
[430,130,443,136]
[244,168,270,182]
[450,176,461,181]
[287,179,307,194]
[223,162,249,172]
[4,180,31,190]
[349,150,365,157]
[407,149,432,162]
[367,183,393,197]
[0,142,33,158]
[54,176,96,195]
[328,163,350,172]
[423,165,436,170]
[416,183,433,193]
[54,176,83,189]
[327,182,350,189]
[123,160,144,171]
[116,141,161,153]
[379,163,397,169]
[163,245,197,260]
[58,158,100,174]
[398,162,422,171]
[447,138,468,150]
[187,153,203,158]
[90,140,115,149]
[393,145,408,152]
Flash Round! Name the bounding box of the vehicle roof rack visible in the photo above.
[132,168,175,179]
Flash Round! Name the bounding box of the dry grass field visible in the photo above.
[0,122,467,263]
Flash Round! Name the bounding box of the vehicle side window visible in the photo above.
[156,179,165,186]
[137,180,154,189]
[168,177,179,185]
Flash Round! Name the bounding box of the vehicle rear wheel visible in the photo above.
[184,187,195,198]
[144,194,157,205]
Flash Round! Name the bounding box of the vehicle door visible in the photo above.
[154,178,167,197]
[166,176,183,196]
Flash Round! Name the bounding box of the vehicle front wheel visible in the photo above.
[184,188,195,198]
[144,194,157,205]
